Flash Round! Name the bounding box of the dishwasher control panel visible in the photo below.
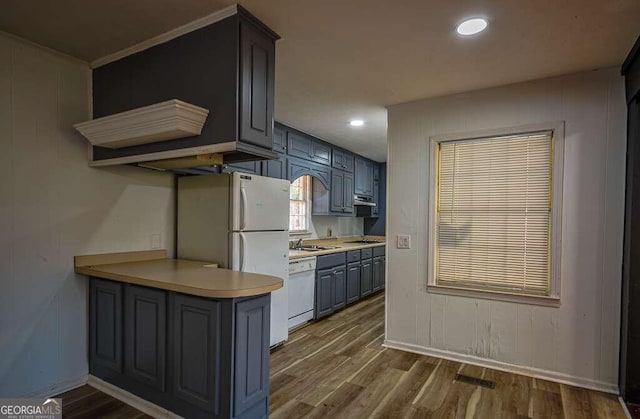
[289,257,317,274]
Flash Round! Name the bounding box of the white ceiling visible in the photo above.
[2,0,639,162]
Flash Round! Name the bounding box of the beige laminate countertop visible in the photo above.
[75,251,283,298]
[289,238,386,260]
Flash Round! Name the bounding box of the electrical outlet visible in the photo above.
[151,234,162,249]
[397,234,411,249]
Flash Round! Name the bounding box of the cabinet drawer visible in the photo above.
[373,246,386,257]
[361,248,373,259]
[316,252,347,270]
[347,250,361,263]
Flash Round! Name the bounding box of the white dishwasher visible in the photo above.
[288,257,316,329]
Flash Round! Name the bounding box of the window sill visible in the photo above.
[289,231,313,238]
[426,284,561,307]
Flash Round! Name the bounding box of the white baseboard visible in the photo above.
[19,374,88,398]
[86,375,182,419]
[383,339,619,395]
[619,397,632,419]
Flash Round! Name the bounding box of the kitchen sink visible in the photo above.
[292,245,341,251]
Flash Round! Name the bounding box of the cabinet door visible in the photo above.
[90,278,123,374]
[371,180,380,217]
[332,149,354,173]
[239,21,275,149]
[355,157,373,196]
[372,256,383,292]
[343,171,354,214]
[170,294,221,413]
[262,157,285,179]
[223,161,261,175]
[332,266,347,310]
[373,164,380,181]
[347,262,361,305]
[312,164,331,189]
[273,126,287,154]
[234,295,270,417]
[360,259,373,298]
[124,285,166,391]
[330,170,345,212]
[287,132,313,160]
[316,269,334,319]
[311,141,331,166]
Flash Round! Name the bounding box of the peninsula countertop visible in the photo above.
[74,250,283,298]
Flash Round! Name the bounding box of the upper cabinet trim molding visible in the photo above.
[90,4,239,68]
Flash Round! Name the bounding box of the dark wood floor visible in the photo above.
[269,293,626,418]
[58,293,627,418]
[56,385,149,418]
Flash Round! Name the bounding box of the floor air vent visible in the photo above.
[454,374,496,389]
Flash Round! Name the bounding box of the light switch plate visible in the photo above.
[397,234,411,249]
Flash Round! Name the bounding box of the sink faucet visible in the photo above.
[295,238,304,248]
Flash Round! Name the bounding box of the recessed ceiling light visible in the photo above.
[350,119,364,127]
[456,18,488,36]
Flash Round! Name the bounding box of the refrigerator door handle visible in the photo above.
[240,187,248,230]
[239,232,246,271]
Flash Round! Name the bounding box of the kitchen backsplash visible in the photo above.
[307,215,364,238]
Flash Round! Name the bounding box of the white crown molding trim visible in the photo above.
[90,4,238,69]
[18,374,88,398]
[0,30,89,66]
[383,339,620,395]
[74,99,209,149]
[87,375,182,418]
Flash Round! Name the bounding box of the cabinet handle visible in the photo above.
[333,270,337,275]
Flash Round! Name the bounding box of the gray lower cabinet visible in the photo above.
[125,285,166,392]
[315,266,346,319]
[360,258,373,298]
[346,262,361,304]
[90,278,123,374]
[316,268,334,319]
[89,277,271,419]
[372,247,386,292]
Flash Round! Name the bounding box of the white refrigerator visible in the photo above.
[177,172,290,347]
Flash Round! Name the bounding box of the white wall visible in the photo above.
[385,68,626,392]
[0,33,175,397]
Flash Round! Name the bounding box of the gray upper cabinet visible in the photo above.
[371,180,380,217]
[355,157,374,197]
[273,125,287,154]
[332,149,355,173]
[373,164,380,181]
[91,7,280,166]
[239,20,275,149]
[287,132,313,160]
[261,157,286,179]
[223,161,261,175]
[311,141,331,166]
[329,170,354,215]
[287,132,331,166]
[288,156,331,188]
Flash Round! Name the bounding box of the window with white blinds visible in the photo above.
[435,132,553,296]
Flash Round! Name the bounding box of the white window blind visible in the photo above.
[290,176,310,232]
[436,132,553,296]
